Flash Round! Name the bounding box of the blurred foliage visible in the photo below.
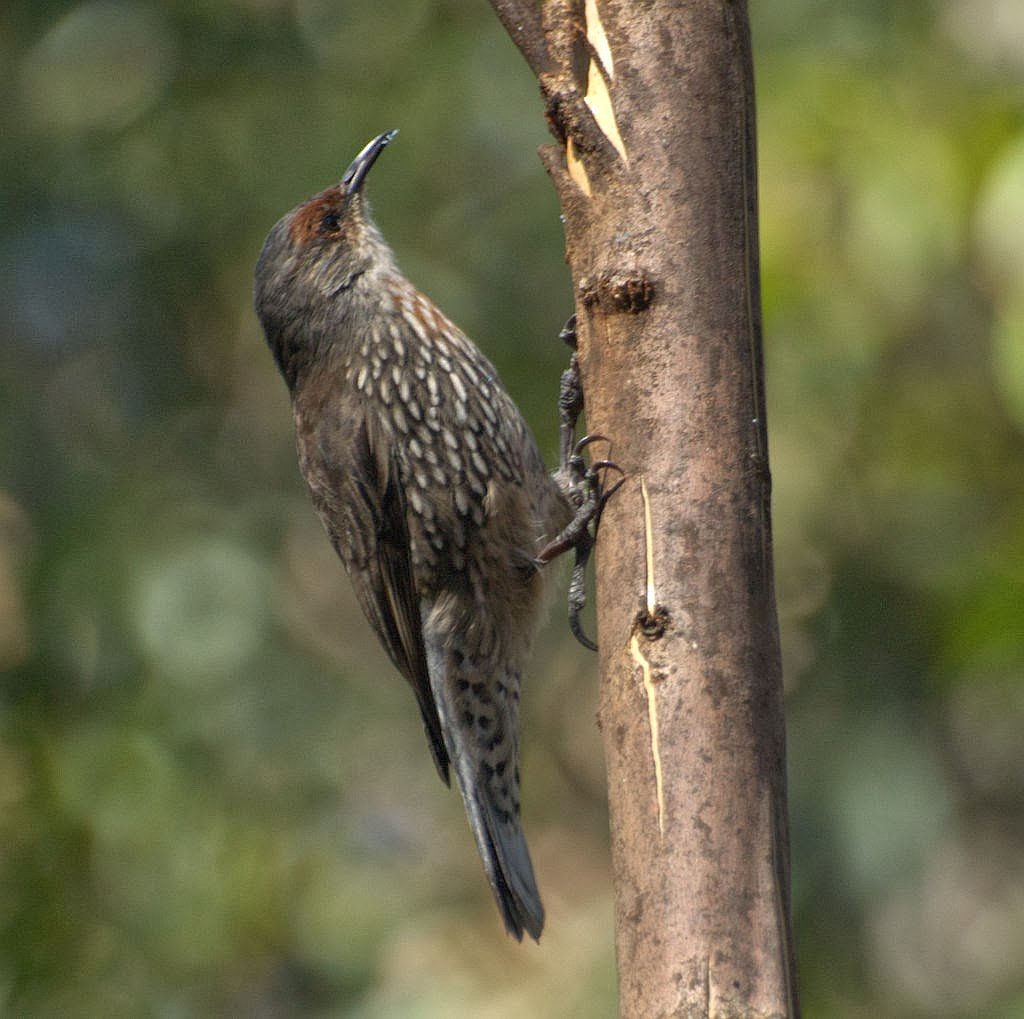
[1,0,1022,1015]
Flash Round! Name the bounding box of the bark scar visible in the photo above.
[582,0,627,163]
[578,270,656,314]
[641,476,655,616]
[631,633,665,839]
[631,477,666,838]
[634,475,670,636]
[557,0,628,195]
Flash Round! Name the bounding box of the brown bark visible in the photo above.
[491,1,798,1015]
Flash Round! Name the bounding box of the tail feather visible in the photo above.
[424,632,544,941]
[454,751,544,941]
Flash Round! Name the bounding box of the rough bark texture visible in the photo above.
[491,1,798,1015]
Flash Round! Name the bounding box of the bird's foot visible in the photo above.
[538,316,624,650]
[538,437,623,650]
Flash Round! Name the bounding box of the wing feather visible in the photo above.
[299,396,449,782]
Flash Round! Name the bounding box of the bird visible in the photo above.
[254,130,608,941]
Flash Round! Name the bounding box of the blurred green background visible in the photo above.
[2,1,1023,1015]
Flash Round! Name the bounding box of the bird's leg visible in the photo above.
[537,315,623,650]
[557,316,585,472]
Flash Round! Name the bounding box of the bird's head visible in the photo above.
[254,130,399,386]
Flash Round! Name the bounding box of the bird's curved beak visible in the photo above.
[342,130,399,194]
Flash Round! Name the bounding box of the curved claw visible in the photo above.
[595,474,625,509]
[567,534,598,650]
[588,458,624,477]
[573,433,611,455]
[571,625,598,653]
[569,607,598,652]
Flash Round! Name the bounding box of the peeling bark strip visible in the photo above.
[490,1,799,1016]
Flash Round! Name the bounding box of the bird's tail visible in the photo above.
[425,633,544,941]
[453,751,544,941]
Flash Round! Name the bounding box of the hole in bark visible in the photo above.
[635,603,670,640]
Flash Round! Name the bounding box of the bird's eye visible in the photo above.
[318,211,341,235]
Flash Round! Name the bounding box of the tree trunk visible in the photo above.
[490,1,798,1015]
